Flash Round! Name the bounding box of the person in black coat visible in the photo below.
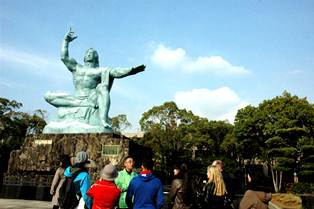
[203,166,227,209]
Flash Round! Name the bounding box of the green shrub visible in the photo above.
[291,183,314,194]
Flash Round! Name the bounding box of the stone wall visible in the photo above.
[5,133,129,186]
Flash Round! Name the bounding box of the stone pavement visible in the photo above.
[0,198,50,209]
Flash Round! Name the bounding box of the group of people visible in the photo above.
[50,152,163,209]
[168,160,273,209]
[167,160,235,209]
[50,151,272,209]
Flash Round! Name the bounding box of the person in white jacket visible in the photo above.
[50,155,71,209]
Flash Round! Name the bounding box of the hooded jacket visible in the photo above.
[64,166,92,209]
[126,172,164,209]
[87,180,121,209]
[115,169,138,208]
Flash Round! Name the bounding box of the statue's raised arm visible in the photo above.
[109,64,146,78]
[61,28,79,72]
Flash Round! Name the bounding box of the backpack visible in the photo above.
[58,169,85,209]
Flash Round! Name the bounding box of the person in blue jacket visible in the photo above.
[126,159,164,209]
[64,151,92,209]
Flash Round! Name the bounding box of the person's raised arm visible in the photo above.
[109,64,145,78]
[61,28,79,72]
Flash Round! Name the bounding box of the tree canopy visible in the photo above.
[138,101,237,180]
[0,97,46,172]
[234,92,314,191]
[111,114,132,133]
[138,92,314,191]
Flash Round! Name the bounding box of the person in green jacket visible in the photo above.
[115,156,138,209]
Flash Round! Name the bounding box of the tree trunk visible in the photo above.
[271,167,279,193]
[279,171,283,192]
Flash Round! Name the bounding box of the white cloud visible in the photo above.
[174,87,249,123]
[150,44,250,75]
[184,56,249,75]
[150,44,185,69]
[0,46,65,78]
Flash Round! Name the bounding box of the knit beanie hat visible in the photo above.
[75,151,90,164]
[101,164,118,181]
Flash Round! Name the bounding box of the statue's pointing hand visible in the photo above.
[133,64,146,73]
[65,28,78,42]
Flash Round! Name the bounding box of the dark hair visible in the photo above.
[174,163,187,179]
[141,159,154,170]
[123,156,134,163]
[173,163,191,204]
[74,162,88,169]
[60,155,71,168]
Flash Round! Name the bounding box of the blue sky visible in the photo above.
[1,0,313,132]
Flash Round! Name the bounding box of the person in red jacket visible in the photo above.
[87,164,121,209]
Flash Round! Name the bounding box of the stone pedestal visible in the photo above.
[3,133,142,200]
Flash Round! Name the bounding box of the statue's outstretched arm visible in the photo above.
[109,65,145,78]
[61,28,79,72]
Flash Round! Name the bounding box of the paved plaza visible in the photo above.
[0,198,50,209]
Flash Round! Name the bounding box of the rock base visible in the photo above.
[4,133,131,186]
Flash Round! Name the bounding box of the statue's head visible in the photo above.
[84,48,99,67]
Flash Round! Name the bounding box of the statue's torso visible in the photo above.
[72,66,109,96]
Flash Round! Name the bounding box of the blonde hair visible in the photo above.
[212,160,223,171]
[207,165,227,196]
